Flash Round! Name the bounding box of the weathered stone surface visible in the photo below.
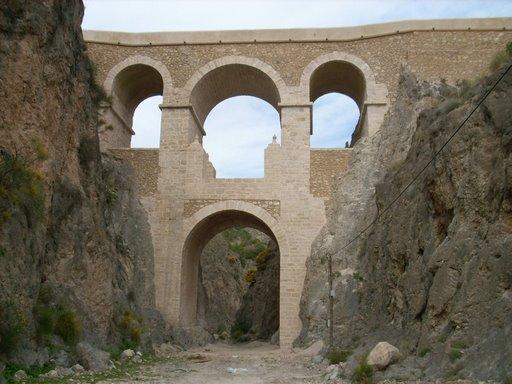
[0,0,161,361]
[234,242,280,341]
[300,64,512,380]
[76,342,110,372]
[196,232,247,333]
[367,342,400,370]
[170,326,213,349]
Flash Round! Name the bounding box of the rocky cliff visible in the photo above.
[299,60,512,380]
[0,0,162,365]
[196,227,278,340]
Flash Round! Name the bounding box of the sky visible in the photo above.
[82,0,512,178]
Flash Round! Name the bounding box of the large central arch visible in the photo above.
[179,201,285,326]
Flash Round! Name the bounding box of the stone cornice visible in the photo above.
[83,18,512,46]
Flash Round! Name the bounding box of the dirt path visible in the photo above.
[100,342,324,384]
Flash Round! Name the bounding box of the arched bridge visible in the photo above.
[84,17,512,347]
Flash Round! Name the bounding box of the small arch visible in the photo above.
[103,55,172,101]
[180,200,286,325]
[301,52,383,145]
[300,52,378,102]
[184,56,287,125]
[101,56,172,148]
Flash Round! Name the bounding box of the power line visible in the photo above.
[339,63,512,252]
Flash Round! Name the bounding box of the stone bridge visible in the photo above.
[84,17,512,347]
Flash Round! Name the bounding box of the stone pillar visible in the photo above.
[276,104,325,348]
[153,105,203,324]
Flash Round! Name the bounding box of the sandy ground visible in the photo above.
[100,342,325,384]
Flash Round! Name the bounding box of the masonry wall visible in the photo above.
[310,149,351,198]
[86,20,512,347]
[87,29,512,104]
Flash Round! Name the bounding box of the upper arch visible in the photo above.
[183,56,288,125]
[103,55,173,103]
[300,52,380,107]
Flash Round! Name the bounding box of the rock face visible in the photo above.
[234,242,280,340]
[0,0,161,361]
[299,64,512,380]
[197,233,246,333]
[367,342,400,370]
[197,227,273,336]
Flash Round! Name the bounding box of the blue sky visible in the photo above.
[82,0,512,177]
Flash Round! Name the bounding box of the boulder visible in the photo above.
[132,355,142,363]
[71,364,84,374]
[155,342,180,358]
[41,370,60,379]
[367,342,400,370]
[325,364,340,380]
[120,349,135,362]
[170,326,213,349]
[53,350,70,367]
[300,340,324,356]
[270,330,279,345]
[76,342,110,372]
[13,370,27,382]
[56,367,74,377]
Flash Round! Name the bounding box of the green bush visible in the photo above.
[255,248,271,270]
[230,318,252,343]
[54,309,81,345]
[0,300,27,354]
[78,136,98,170]
[244,268,257,284]
[105,186,118,207]
[418,347,431,357]
[449,348,462,363]
[326,349,351,364]
[35,307,56,337]
[352,356,374,384]
[116,309,143,349]
[489,41,512,72]
[0,147,45,227]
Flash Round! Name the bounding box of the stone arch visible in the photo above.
[300,52,378,108]
[301,52,388,141]
[100,55,172,149]
[104,55,172,102]
[179,200,286,325]
[183,56,287,125]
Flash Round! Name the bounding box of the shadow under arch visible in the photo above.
[180,202,284,326]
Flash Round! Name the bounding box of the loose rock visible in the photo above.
[120,349,135,361]
[71,364,85,374]
[13,370,27,382]
[76,342,110,372]
[367,342,400,370]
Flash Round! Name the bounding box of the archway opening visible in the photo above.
[181,210,280,344]
[311,93,360,148]
[131,95,162,148]
[309,60,366,147]
[102,63,164,148]
[203,96,280,178]
[190,63,282,178]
